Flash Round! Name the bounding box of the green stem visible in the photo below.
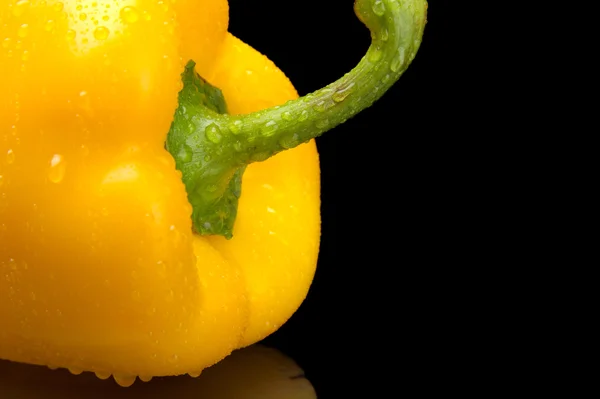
[166,0,428,238]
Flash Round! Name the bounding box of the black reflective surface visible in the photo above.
[0,345,316,398]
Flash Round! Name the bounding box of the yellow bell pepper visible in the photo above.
[0,0,427,386]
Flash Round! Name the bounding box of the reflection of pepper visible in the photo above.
[0,0,427,386]
[0,345,316,398]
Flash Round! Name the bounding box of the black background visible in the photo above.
[228,0,453,396]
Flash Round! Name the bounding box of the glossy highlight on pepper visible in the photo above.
[0,0,427,385]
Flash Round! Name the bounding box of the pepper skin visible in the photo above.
[0,0,427,385]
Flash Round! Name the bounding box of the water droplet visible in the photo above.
[0,175,4,187]
[44,20,56,32]
[21,50,29,61]
[131,290,141,301]
[102,15,109,22]
[113,374,136,387]
[188,371,202,378]
[279,134,300,149]
[95,371,111,380]
[228,120,243,134]
[48,154,66,183]
[29,291,36,300]
[391,48,405,73]
[281,111,294,121]
[93,26,109,40]
[372,0,386,16]
[178,144,193,162]
[66,29,76,40]
[251,152,270,162]
[157,1,169,12]
[68,367,82,375]
[2,38,11,49]
[79,13,87,21]
[313,101,330,112]
[12,1,29,17]
[53,3,64,12]
[332,83,355,103]
[380,28,389,42]
[261,120,278,137]
[315,119,329,129]
[120,6,139,23]
[17,24,29,38]
[139,375,153,382]
[298,110,309,122]
[205,124,222,143]
[369,47,383,62]
[6,149,15,164]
